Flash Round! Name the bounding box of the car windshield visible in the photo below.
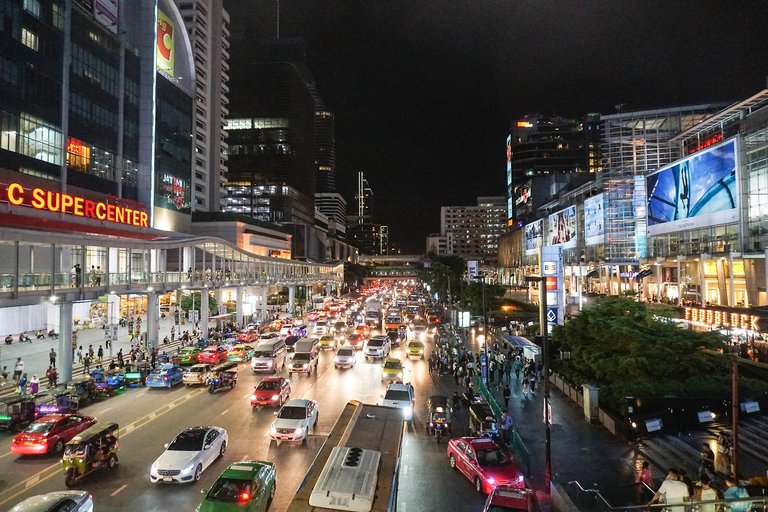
[203,348,217,353]
[253,351,272,358]
[368,339,384,347]
[337,348,354,356]
[384,390,411,401]
[167,429,206,451]
[409,341,424,348]
[476,448,509,466]
[384,361,401,370]
[206,477,252,502]
[278,406,306,419]
[189,366,206,373]
[292,353,310,361]
[25,421,55,434]
[182,348,197,353]
[257,381,280,390]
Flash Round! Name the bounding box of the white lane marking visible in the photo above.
[99,406,113,413]
[110,484,127,496]
[402,463,408,476]
[25,475,39,488]
[124,425,134,434]
[0,451,13,459]
[401,502,407,512]
[148,412,156,420]
[242,392,251,399]
[220,409,229,416]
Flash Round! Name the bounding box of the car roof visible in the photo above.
[384,358,402,364]
[463,436,500,448]
[283,399,312,407]
[260,376,283,383]
[386,383,412,392]
[11,491,89,511]
[220,460,273,480]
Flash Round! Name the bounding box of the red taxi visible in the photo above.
[250,376,291,407]
[12,414,96,455]
[354,324,370,338]
[347,333,365,350]
[447,437,525,494]
[236,329,259,343]
[197,345,228,364]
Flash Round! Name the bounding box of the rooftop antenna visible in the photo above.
[276,0,280,39]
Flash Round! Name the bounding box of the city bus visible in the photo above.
[312,296,333,311]
[287,400,403,512]
[384,314,403,330]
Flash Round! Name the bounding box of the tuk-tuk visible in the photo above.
[426,395,453,443]
[90,368,125,397]
[65,376,97,409]
[34,389,77,416]
[0,395,37,431]
[206,361,238,394]
[124,363,151,387]
[468,402,499,441]
[62,422,119,487]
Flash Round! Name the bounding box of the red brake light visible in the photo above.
[240,492,250,501]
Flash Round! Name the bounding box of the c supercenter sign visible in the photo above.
[2,183,148,228]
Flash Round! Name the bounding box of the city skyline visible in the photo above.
[225,0,768,252]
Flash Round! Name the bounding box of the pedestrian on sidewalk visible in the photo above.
[635,461,654,503]
[76,346,83,363]
[18,373,28,394]
[13,357,24,383]
[49,348,56,368]
[46,366,57,388]
[521,377,529,397]
[514,357,522,381]
[648,468,689,510]
[171,325,175,341]
[500,410,514,449]
[83,355,91,374]
[0,366,8,386]
[695,473,718,512]
[117,349,124,367]
[723,477,751,512]
[502,384,511,408]
[97,345,104,363]
[88,344,94,359]
[529,372,537,395]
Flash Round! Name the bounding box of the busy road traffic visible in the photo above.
[0,291,494,511]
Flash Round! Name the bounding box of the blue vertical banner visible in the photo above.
[480,351,488,384]
[540,245,564,331]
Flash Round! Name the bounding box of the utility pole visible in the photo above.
[732,358,739,477]
[539,276,552,493]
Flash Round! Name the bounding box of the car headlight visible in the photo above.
[403,405,413,420]
[266,361,273,366]
[180,462,195,475]
[487,477,496,485]
[382,371,388,378]
[270,425,277,435]
[251,394,258,401]
[271,395,279,401]
[294,427,304,436]
[397,372,402,378]
[151,462,158,474]
[302,364,308,368]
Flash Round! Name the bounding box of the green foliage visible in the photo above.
[178,292,217,313]
[552,295,730,413]
[344,262,367,287]
[463,282,506,316]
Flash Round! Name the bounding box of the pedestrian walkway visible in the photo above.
[0,314,189,395]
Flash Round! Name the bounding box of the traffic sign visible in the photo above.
[546,307,557,323]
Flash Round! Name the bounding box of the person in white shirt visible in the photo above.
[649,468,690,511]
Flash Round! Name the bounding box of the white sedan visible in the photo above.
[150,426,228,483]
[334,346,357,369]
[10,491,93,512]
[269,399,319,445]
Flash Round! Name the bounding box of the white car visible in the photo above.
[334,346,357,369]
[382,382,415,421]
[312,320,329,335]
[364,336,391,360]
[269,399,319,445]
[10,491,93,512]
[412,325,428,340]
[150,426,228,483]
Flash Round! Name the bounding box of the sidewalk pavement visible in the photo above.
[0,315,192,393]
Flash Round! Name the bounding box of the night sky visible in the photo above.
[224,1,768,253]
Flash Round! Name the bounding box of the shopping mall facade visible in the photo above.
[499,89,768,342]
[0,1,343,379]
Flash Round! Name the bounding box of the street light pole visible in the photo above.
[540,277,552,492]
[476,272,489,386]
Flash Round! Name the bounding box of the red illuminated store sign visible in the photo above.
[2,183,148,228]
[688,133,723,154]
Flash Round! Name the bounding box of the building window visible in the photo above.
[21,28,38,51]
[51,3,64,29]
[23,0,40,17]
[19,113,63,165]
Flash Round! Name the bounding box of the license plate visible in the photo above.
[279,436,291,440]
[163,477,173,482]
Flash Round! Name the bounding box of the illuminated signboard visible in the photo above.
[547,206,577,248]
[1,183,148,227]
[646,137,738,236]
[156,9,175,76]
[158,173,189,211]
[66,137,91,173]
[93,0,118,34]
[583,193,604,246]
[687,133,723,155]
[683,307,762,332]
[524,219,543,255]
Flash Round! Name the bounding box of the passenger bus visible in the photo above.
[312,296,333,311]
[384,314,403,330]
[287,400,403,512]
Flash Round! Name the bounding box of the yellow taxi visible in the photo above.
[406,340,426,360]
[319,334,337,350]
[227,344,255,362]
[381,358,404,381]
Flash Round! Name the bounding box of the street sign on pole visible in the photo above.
[546,307,557,324]
[480,352,488,385]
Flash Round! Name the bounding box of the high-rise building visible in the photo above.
[347,223,388,256]
[314,108,336,193]
[0,0,195,235]
[174,0,230,212]
[506,114,602,227]
[440,197,507,263]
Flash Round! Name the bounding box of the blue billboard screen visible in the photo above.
[646,138,738,236]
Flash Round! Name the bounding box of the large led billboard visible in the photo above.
[524,219,543,255]
[547,206,577,248]
[646,138,738,236]
[156,9,175,76]
[584,193,604,246]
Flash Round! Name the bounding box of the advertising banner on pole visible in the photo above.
[540,246,564,329]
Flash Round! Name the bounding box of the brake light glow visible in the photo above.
[240,491,250,501]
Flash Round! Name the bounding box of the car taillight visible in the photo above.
[162,377,168,381]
